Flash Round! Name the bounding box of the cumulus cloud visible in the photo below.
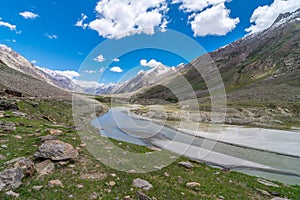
[246,0,300,34]
[19,11,39,20]
[94,54,105,62]
[140,59,163,68]
[191,4,240,36]
[86,0,169,39]
[0,19,16,30]
[44,33,58,39]
[75,13,88,29]
[54,70,81,79]
[110,66,123,73]
[31,60,38,64]
[172,0,239,36]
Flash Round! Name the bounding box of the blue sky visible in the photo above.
[0,0,299,84]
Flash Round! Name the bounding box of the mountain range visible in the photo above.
[0,9,299,101]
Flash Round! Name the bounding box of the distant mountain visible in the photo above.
[0,45,75,91]
[113,64,182,94]
[132,9,300,103]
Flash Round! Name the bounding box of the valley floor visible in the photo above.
[0,97,300,199]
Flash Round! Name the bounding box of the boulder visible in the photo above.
[35,160,55,176]
[34,140,78,161]
[0,167,24,191]
[0,101,18,111]
[133,178,153,191]
[14,158,35,176]
[0,121,16,132]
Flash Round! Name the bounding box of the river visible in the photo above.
[92,107,300,185]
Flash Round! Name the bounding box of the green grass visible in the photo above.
[0,99,300,199]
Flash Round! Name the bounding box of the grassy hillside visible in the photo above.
[0,98,299,199]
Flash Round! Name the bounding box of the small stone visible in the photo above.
[76,184,84,188]
[136,191,152,200]
[39,135,57,142]
[15,135,22,139]
[0,154,6,160]
[68,164,76,168]
[133,178,153,191]
[270,198,289,200]
[178,161,193,169]
[186,182,201,188]
[164,172,170,177]
[257,178,279,187]
[48,129,63,135]
[80,143,86,147]
[147,146,161,151]
[109,181,116,187]
[111,173,117,177]
[33,185,43,191]
[48,179,63,188]
[5,190,20,198]
[123,195,132,200]
[1,144,8,149]
[256,188,271,196]
[90,192,98,199]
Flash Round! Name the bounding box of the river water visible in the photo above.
[92,107,300,185]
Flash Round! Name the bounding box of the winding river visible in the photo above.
[92,107,300,185]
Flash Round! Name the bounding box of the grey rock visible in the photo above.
[257,178,279,187]
[33,185,43,191]
[0,101,18,111]
[0,121,16,132]
[0,167,24,191]
[136,191,152,200]
[35,160,55,176]
[5,190,20,198]
[14,158,35,176]
[39,135,57,142]
[133,178,153,191]
[178,161,193,169]
[34,140,78,161]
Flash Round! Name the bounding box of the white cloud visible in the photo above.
[0,20,16,30]
[87,0,169,39]
[31,60,38,64]
[75,13,88,29]
[140,59,163,68]
[172,0,225,12]
[54,70,81,79]
[172,0,239,36]
[84,70,97,74]
[112,58,120,62]
[19,11,39,20]
[94,54,105,62]
[190,4,240,37]
[110,66,123,73]
[44,33,58,39]
[246,0,300,34]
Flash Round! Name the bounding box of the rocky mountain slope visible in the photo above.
[132,9,300,104]
[113,64,181,94]
[0,45,75,91]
